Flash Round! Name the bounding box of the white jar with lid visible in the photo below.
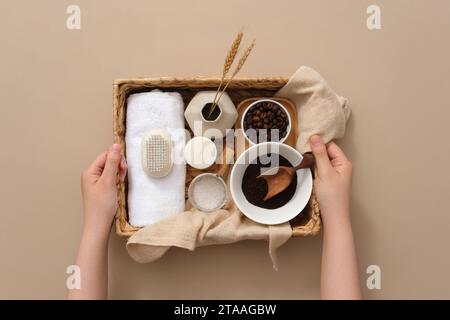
[184,136,217,169]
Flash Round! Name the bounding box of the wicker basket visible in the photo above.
[113,77,321,237]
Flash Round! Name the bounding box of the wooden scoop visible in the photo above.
[257,153,315,201]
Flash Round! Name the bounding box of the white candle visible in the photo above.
[184,136,217,169]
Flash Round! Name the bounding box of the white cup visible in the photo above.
[241,99,292,145]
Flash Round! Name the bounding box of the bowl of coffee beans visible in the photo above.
[241,99,291,145]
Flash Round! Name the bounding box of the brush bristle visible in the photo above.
[142,130,172,178]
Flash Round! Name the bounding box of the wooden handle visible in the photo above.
[294,153,315,171]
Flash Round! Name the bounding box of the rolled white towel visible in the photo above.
[126,90,186,227]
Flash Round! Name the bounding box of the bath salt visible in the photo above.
[191,174,226,212]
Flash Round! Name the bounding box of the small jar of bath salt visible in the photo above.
[184,136,217,169]
[188,173,228,212]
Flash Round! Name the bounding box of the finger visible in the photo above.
[86,151,107,178]
[102,144,122,183]
[309,135,332,176]
[119,156,128,183]
[326,142,350,166]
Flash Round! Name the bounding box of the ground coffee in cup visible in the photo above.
[241,154,297,209]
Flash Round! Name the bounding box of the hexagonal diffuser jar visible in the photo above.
[185,91,238,139]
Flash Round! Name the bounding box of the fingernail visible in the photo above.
[310,135,323,147]
[111,144,121,154]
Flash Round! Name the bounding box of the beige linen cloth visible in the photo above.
[126,66,350,269]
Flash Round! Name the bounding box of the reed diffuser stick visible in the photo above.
[213,39,256,110]
[208,33,243,118]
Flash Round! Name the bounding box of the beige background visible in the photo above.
[1,0,449,299]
